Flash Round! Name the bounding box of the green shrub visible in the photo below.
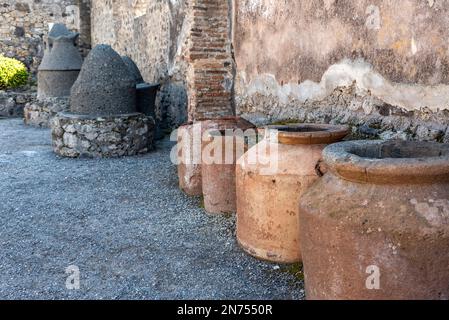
[0,55,29,89]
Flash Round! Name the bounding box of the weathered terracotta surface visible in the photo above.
[200,118,256,214]
[177,122,203,196]
[236,124,349,263]
[299,140,449,300]
[177,117,255,197]
[199,117,255,132]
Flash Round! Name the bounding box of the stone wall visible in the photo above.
[0,88,36,117]
[57,0,449,141]
[0,0,91,76]
[91,0,190,129]
[233,0,449,142]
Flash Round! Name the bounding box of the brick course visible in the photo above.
[186,0,234,120]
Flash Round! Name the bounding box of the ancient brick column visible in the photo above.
[186,0,235,121]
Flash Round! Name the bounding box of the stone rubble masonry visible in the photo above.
[0,89,36,117]
[51,112,154,158]
[24,97,69,127]
[0,0,91,76]
[186,0,235,121]
[237,83,449,144]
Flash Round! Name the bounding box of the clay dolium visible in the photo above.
[299,140,449,300]
[236,124,349,263]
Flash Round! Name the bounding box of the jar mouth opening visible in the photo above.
[180,117,256,130]
[194,116,256,132]
[348,141,449,159]
[195,116,242,122]
[277,127,328,133]
[206,128,258,138]
[324,140,449,184]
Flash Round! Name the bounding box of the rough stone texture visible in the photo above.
[0,88,36,117]
[0,118,304,299]
[91,0,188,129]
[234,0,449,142]
[24,97,69,127]
[0,0,91,76]
[70,45,136,116]
[38,70,81,99]
[39,30,83,72]
[51,112,154,158]
[122,56,144,84]
[122,56,163,139]
[238,83,449,142]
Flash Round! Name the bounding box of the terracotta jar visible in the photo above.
[299,140,449,300]
[200,118,257,214]
[177,122,203,196]
[236,124,349,263]
[177,117,255,197]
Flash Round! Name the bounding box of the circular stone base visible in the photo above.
[24,97,69,128]
[51,112,154,158]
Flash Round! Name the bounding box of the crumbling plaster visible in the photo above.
[233,0,449,141]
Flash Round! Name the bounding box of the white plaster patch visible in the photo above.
[239,59,449,112]
[65,5,80,30]
[411,198,449,227]
[365,5,381,31]
[411,37,418,55]
[239,0,277,19]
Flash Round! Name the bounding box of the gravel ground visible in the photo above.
[0,118,304,300]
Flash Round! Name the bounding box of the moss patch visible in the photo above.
[281,262,304,281]
[198,196,205,209]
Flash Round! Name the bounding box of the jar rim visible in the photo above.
[264,123,349,145]
[181,116,256,131]
[324,140,449,184]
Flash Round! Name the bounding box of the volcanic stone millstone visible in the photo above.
[48,23,72,38]
[70,44,137,116]
[38,24,83,99]
[122,56,144,84]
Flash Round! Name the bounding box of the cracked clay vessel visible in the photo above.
[236,124,349,263]
[299,140,449,300]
